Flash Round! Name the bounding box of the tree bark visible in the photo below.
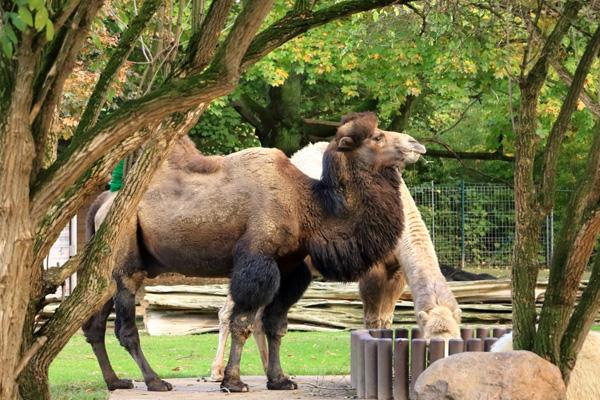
[560,230,600,383]
[511,0,584,351]
[0,37,36,400]
[535,119,600,370]
[19,107,205,400]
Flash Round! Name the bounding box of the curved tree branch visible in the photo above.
[76,0,163,136]
[539,23,600,213]
[241,0,411,71]
[551,59,600,119]
[184,0,235,72]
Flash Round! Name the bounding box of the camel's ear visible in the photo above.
[337,136,356,152]
[453,308,462,322]
[417,311,428,325]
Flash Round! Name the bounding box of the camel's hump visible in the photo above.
[225,147,289,167]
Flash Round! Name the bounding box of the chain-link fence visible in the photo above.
[409,182,554,269]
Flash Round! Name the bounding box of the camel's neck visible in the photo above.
[307,151,404,282]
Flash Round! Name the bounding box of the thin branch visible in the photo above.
[185,0,234,72]
[436,93,482,136]
[210,0,275,77]
[14,336,48,377]
[231,95,266,133]
[30,0,105,177]
[42,253,83,293]
[75,0,163,136]
[540,23,600,212]
[551,59,600,119]
[241,0,412,71]
[425,148,514,162]
[52,0,82,34]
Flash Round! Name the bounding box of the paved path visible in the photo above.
[109,376,353,400]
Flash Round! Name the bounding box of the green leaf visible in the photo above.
[10,13,28,31]
[18,7,34,27]
[34,7,48,32]
[4,24,18,44]
[45,19,54,41]
[28,0,44,11]
[1,35,13,58]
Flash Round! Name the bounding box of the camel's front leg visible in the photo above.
[359,259,405,329]
[211,294,234,381]
[222,247,281,392]
[263,261,312,390]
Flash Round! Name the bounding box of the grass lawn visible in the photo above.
[49,331,350,400]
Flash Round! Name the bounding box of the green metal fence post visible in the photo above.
[431,181,435,247]
[460,180,465,269]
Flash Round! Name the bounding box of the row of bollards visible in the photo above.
[350,326,511,400]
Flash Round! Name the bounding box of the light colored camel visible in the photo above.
[210,141,461,381]
[491,331,600,400]
[84,112,426,393]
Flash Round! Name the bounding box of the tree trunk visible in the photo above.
[18,107,205,400]
[388,94,419,132]
[0,40,36,400]
[511,80,544,351]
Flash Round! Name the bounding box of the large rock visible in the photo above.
[413,351,566,400]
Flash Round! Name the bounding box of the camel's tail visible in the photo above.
[86,190,111,240]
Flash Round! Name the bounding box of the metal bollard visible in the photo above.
[466,338,484,352]
[393,338,409,400]
[411,327,423,339]
[428,339,445,365]
[409,339,426,395]
[492,328,507,338]
[395,328,409,340]
[377,339,393,400]
[365,339,379,399]
[448,338,464,355]
[460,327,473,341]
[476,327,489,339]
[484,337,498,352]
[356,331,371,398]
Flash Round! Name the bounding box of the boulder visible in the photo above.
[413,350,566,400]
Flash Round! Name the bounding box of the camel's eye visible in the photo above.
[373,135,384,143]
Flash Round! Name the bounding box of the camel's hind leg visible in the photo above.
[222,246,281,392]
[113,275,173,392]
[253,306,269,372]
[211,295,268,382]
[359,259,406,329]
[83,299,134,391]
[262,261,312,390]
[211,295,233,382]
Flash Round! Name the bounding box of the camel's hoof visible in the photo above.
[210,366,224,382]
[107,378,134,391]
[267,377,298,390]
[221,378,249,392]
[146,378,173,391]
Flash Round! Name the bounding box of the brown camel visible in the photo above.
[210,142,461,381]
[83,112,426,393]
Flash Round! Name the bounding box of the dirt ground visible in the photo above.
[109,376,354,400]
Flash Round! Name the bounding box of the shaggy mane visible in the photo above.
[309,113,403,282]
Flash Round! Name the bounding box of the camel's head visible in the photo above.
[417,306,462,341]
[333,112,426,170]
